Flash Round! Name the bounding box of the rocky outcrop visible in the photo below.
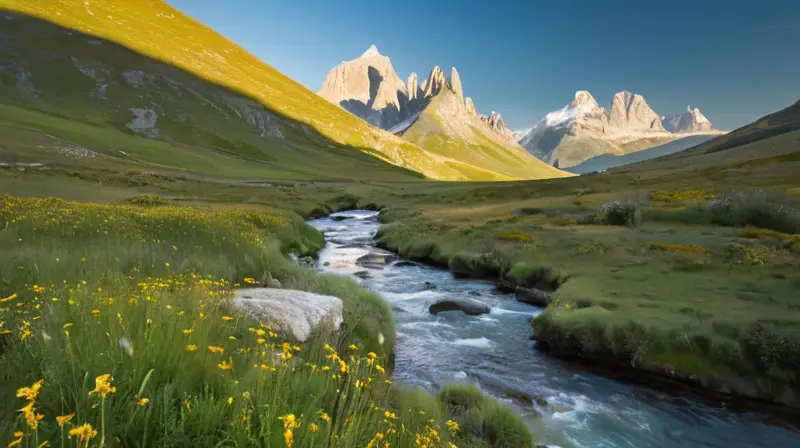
[232,288,344,342]
[608,91,666,133]
[662,106,716,133]
[465,97,477,116]
[480,112,517,143]
[407,72,421,102]
[429,298,490,316]
[423,65,447,99]
[318,45,408,129]
[515,287,549,307]
[450,67,463,102]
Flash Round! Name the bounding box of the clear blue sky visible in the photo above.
[168,0,799,131]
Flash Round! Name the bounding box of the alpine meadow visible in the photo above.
[1,1,799,448]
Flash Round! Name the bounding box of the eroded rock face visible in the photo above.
[662,105,716,133]
[465,97,477,116]
[232,288,343,342]
[423,65,447,99]
[480,111,517,142]
[429,298,490,316]
[450,67,463,102]
[608,91,666,133]
[317,45,408,129]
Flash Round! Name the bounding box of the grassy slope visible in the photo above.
[0,2,523,181]
[566,135,716,174]
[399,89,571,180]
[368,108,800,408]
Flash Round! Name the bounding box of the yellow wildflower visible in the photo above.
[182,329,193,335]
[446,420,460,433]
[255,328,266,336]
[218,360,232,371]
[16,379,44,401]
[56,412,75,427]
[227,397,233,405]
[90,309,100,317]
[68,423,97,443]
[88,374,116,399]
[348,344,358,351]
[208,346,224,354]
[186,344,198,352]
[221,316,234,321]
[135,395,150,407]
[243,277,257,284]
[256,338,266,344]
[19,401,44,430]
[283,429,293,448]
[0,293,18,303]
[309,423,319,432]
[7,432,22,448]
[318,410,330,422]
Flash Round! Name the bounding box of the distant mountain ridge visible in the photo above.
[518,90,723,168]
[318,45,570,180]
[319,45,516,143]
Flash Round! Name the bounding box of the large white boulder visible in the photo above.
[232,288,343,342]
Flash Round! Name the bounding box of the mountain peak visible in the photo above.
[570,90,600,109]
[608,91,665,132]
[662,105,715,133]
[361,45,381,58]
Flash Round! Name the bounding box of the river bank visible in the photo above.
[311,210,800,447]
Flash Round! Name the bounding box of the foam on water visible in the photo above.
[451,337,494,348]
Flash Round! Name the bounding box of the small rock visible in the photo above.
[323,262,330,266]
[296,256,315,268]
[353,270,371,279]
[515,287,549,307]
[232,288,343,342]
[429,298,490,316]
[393,260,421,268]
[331,215,349,221]
[467,290,481,297]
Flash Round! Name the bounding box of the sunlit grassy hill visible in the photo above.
[0,0,538,181]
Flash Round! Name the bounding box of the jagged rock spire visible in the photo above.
[450,67,463,102]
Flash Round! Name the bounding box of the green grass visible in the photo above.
[0,195,537,446]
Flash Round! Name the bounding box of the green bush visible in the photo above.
[595,200,643,227]
[709,190,800,233]
[128,193,166,206]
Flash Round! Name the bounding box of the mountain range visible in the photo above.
[319,46,567,180]
[518,90,723,168]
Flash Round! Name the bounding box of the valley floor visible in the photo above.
[1,134,799,444]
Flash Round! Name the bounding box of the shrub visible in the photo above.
[709,190,800,234]
[128,193,166,206]
[505,262,563,291]
[595,200,643,227]
[550,216,575,226]
[648,242,711,255]
[649,190,715,203]
[496,232,536,244]
[725,242,768,265]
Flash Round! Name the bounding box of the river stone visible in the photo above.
[467,290,481,297]
[232,288,343,342]
[515,287,549,307]
[331,215,349,221]
[393,260,422,268]
[353,270,371,279]
[356,250,398,269]
[429,298,490,316]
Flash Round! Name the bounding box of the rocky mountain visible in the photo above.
[318,46,517,144]
[318,45,410,129]
[519,90,721,168]
[663,106,717,133]
[397,88,570,180]
[608,91,665,133]
[1,3,542,182]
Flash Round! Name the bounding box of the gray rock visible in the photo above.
[356,250,398,269]
[392,260,422,268]
[331,215,349,221]
[429,298,490,316]
[353,270,371,279]
[515,287,549,307]
[232,288,343,342]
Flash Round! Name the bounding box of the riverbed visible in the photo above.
[309,210,799,448]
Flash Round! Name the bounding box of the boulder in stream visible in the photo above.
[331,215,349,221]
[353,270,371,279]
[515,287,549,307]
[393,260,422,268]
[429,298,490,316]
[231,288,343,342]
[356,250,398,269]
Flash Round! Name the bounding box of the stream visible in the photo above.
[309,210,799,448]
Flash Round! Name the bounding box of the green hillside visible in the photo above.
[0,1,526,181]
[398,89,571,180]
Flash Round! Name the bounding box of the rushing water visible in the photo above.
[309,211,799,448]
